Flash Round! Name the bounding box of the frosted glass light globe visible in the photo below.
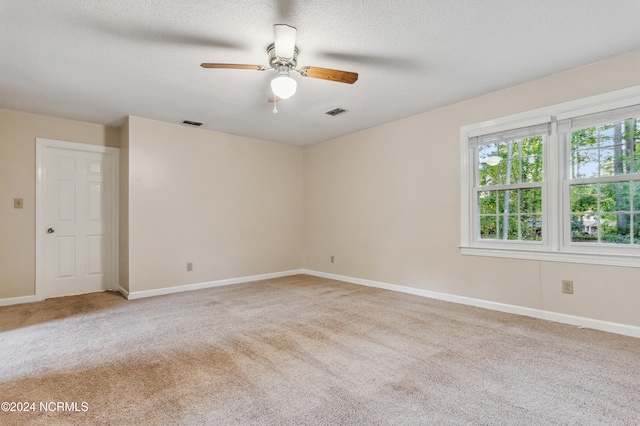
[271,75,297,99]
[487,156,502,166]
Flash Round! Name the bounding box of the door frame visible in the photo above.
[35,138,119,301]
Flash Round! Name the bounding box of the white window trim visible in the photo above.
[460,85,640,268]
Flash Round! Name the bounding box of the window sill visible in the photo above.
[460,245,640,268]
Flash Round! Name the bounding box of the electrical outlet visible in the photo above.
[14,198,23,209]
[562,280,573,294]
[186,262,193,272]
[330,255,335,263]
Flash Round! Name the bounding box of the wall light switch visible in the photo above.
[14,198,24,209]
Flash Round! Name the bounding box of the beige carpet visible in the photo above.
[0,274,639,425]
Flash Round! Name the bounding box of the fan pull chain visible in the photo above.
[273,96,278,114]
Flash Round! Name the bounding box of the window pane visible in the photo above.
[571,149,599,178]
[613,145,631,176]
[601,213,630,244]
[600,182,630,212]
[569,123,638,177]
[601,147,634,177]
[478,191,496,214]
[497,190,518,214]
[599,148,615,177]
[479,163,494,186]
[522,155,543,183]
[498,215,519,240]
[571,184,597,213]
[497,190,505,212]
[571,128,597,151]
[507,158,521,184]
[507,215,519,240]
[498,140,517,161]
[521,137,543,183]
[480,216,498,239]
[495,161,506,185]
[521,215,542,241]
[598,125,616,147]
[521,137,543,155]
[494,140,518,185]
[521,188,542,213]
[635,213,640,244]
[634,181,640,211]
[571,214,598,243]
[478,143,497,164]
[479,144,500,187]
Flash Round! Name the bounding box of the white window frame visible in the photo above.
[560,106,640,257]
[460,85,640,268]
[470,123,549,249]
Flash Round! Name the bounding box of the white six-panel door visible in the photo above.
[36,138,119,299]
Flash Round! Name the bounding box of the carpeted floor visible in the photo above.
[0,274,639,425]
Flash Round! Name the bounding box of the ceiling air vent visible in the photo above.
[182,120,203,127]
[325,108,348,116]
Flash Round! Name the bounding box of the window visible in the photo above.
[561,107,640,248]
[460,86,640,267]
[472,125,547,243]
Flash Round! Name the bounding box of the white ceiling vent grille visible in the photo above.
[182,120,203,127]
[325,108,348,116]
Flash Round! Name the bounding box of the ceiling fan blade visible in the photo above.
[273,24,297,61]
[299,66,358,84]
[201,63,266,71]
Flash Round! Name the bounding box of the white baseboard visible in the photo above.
[0,295,37,307]
[117,286,130,299]
[302,269,640,339]
[122,269,306,300]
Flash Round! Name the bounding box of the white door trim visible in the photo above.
[36,138,119,301]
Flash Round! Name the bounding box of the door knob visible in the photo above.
[47,227,55,233]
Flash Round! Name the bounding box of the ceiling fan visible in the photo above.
[201,24,358,101]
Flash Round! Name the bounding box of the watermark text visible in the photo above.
[1,401,89,412]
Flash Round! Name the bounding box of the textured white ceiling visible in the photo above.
[2,1,640,146]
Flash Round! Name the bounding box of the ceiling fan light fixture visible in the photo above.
[271,75,297,99]
[487,156,502,166]
[201,24,358,104]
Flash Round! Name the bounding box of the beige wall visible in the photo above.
[304,50,640,327]
[0,109,119,299]
[0,110,303,299]
[124,116,304,293]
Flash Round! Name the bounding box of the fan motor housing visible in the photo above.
[267,43,298,69]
